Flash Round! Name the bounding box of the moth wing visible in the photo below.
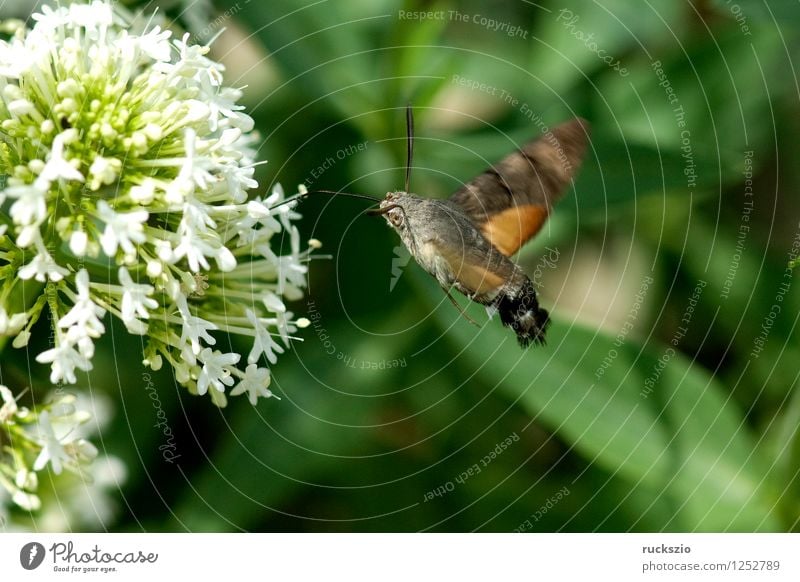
[427,235,514,300]
[449,117,590,256]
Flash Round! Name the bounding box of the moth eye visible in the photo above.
[389,211,403,227]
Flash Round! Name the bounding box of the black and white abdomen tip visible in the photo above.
[495,278,550,347]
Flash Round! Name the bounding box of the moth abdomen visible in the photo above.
[495,279,550,347]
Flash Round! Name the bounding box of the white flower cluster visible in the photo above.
[0,2,315,406]
[0,387,123,530]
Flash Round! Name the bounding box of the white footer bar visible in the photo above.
[1,533,797,581]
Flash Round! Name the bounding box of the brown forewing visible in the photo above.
[449,117,590,256]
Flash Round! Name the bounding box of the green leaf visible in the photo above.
[598,26,790,172]
[418,268,781,530]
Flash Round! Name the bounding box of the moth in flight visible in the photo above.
[303,107,589,346]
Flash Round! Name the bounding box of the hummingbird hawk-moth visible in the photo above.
[304,106,590,347]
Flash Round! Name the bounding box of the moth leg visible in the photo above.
[442,287,480,327]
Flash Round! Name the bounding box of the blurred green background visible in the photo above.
[6,0,800,531]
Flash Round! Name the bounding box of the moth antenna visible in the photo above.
[269,189,380,210]
[405,103,414,194]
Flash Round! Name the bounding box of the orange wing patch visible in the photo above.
[433,240,507,296]
[452,261,506,296]
[480,204,548,256]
